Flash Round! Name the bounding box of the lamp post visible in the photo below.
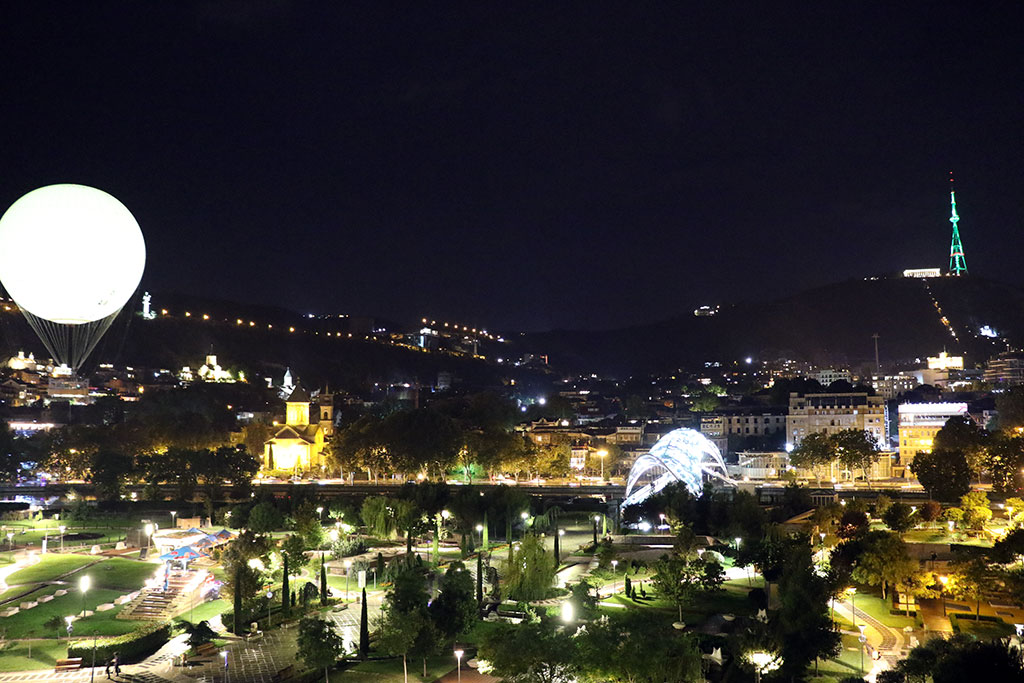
[266,590,274,628]
[222,650,229,683]
[316,506,324,521]
[90,630,98,683]
[557,528,565,563]
[454,649,464,682]
[475,524,483,547]
[144,523,155,553]
[170,510,177,527]
[60,525,66,552]
[6,531,12,552]
[79,575,91,617]
[611,559,619,593]
[596,449,608,481]
[592,515,599,545]
[939,575,949,616]
[344,559,353,600]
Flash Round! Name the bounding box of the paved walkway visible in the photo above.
[832,598,906,682]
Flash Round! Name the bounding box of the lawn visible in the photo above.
[332,655,455,682]
[174,598,229,624]
[954,615,1015,639]
[67,557,159,591]
[0,587,147,639]
[0,639,70,672]
[851,592,916,630]
[6,554,97,585]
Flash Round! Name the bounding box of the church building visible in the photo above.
[263,384,334,475]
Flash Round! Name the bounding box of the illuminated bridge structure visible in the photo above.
[622,428,733,509]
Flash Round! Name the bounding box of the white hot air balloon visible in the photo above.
[0,184,146,370]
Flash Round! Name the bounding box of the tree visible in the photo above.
[831,429,880,480]
[934,415,988,478]
[376,607,427,683]
[320,555,328,603]
[960,491,993,531]
[576,610,703,682]
[477,620,579,683]
[504,534,556,601]
[982,433,1024,493]
[919,500,942,523]
[789,432,833,482]
[297,616,346,682]
[882,502,917,535]
[894,634,1024,683]
[359,587,369,659]
[248,501,284,534]
[381,562,439,678]
[652,553,723,623]
[911,448,972,502]
[361,496,399,538]
[945,557,994,618]
[428,562,476,646]
[996,386,1024,431]
[852,531,921,600]
[773,545,841,679]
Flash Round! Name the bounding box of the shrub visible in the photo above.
[68,623,172,664]
[332,535,368,558]
[949,614,960,633]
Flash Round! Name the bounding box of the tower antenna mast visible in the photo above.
[948,171,967,276]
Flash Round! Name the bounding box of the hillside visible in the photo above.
[521,276,1024,375]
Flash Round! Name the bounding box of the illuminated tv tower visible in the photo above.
[948,171,967,276]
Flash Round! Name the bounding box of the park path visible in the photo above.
[832,597,905,681]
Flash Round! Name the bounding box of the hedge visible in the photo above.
[68,622,173,664]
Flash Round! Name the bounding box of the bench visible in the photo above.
[55,658,83,672]
[272,664,295,682]
[194,642,219,657]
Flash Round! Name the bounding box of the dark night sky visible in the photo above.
[2,2,1022,332]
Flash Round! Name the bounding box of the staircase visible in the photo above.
[120,570,197,621]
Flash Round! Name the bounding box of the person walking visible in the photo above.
[113,652,121,677]
[105,658,113,679]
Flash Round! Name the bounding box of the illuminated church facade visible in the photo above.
[263,385,334,474]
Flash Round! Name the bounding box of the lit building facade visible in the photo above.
[786,392,886,448]
[263,386,334,474]
[896,402,968,478]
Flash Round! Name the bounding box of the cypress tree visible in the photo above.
[232,565,242,634]
[358,587,369,659]
[476,551,483,604]
[320,555,328,603]
[282,553,290,614]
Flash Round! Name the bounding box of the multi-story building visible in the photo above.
[984,352,1024,386]
[869,374,919,400]
[786,392,886,448]
[699,407,787,456]
[815,368,852,387]
[896,402,969,478]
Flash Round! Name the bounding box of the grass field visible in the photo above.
[0,587,146,639]
[174,598,229,624]
[6,555,97,586]
[331,655,455,682]
[0,639,69,672]
[67,557,159,591]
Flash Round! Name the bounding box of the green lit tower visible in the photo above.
[948,171,967,276]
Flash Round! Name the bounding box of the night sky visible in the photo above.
[2,3,1022,332]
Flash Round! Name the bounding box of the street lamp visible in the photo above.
[144,523,155,553]
[475,524,483,546]
[596,449,608,480]
[592,515,600,545]
[90,630,98,683]
[266,590,274,628]
[60,525,66,552]
[454,649,464,683]
[79,574,91,617]
[170,510,177,527]
[939,575,949,616]
[561,600,574,624]
[316,506,324,520]
[611,559,619,592]
[6,531,12,551]
[344,559,353,600]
